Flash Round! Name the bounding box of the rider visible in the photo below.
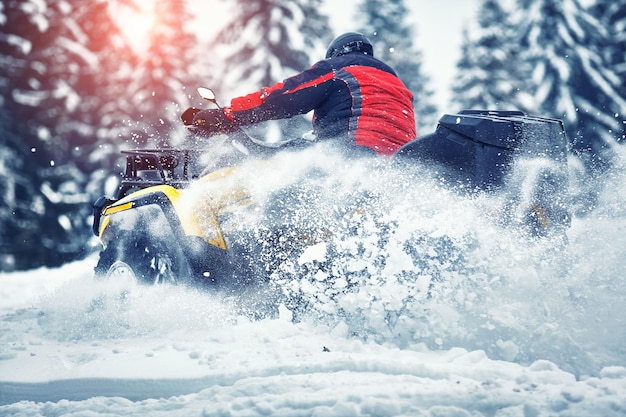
[182,32,416,156]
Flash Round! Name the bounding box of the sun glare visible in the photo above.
[114,0,156,53]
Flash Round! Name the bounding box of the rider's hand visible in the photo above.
[191,109,236,134]
[181,107,201,125]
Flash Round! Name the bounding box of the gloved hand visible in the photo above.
[181,107,201,125]
[191,108,236,134]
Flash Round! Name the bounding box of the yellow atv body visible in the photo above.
[92,149,256,286]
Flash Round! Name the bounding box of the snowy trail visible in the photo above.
[1,245,626,416]
[1,261,625,416]
[3,350,626,416]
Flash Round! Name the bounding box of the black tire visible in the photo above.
[94,232,189,285]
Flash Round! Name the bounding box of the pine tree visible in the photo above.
[0,0,201,269]
[451,28,477,111]
[590,0,626,145]
[451,0,534,111]
[214,0,330,96]
[0,0,89,269]
[356,0,438,133]
[516,0,626,171]
[117,0,198,147]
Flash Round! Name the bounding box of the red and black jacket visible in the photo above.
[223,53,416,156]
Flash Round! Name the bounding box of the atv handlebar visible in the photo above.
[183,87,307,158]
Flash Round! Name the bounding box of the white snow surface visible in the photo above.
[1,146,626,416]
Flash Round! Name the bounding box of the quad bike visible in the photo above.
[92,88,571,288]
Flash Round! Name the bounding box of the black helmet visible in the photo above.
[326,32,374,59]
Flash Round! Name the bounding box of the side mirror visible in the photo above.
[197,87,217,105]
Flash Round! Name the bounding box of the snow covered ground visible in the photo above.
[1,148,626,416]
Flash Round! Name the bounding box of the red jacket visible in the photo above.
[223,53,416,156]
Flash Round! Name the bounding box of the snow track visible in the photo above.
[2,300,625,416]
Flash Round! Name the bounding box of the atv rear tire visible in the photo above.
[94,232,188,285]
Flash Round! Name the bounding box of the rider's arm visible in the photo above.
[223,61,335,125]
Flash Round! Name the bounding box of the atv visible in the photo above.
[92,88,571,288]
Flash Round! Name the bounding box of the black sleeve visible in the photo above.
[228,61,335,125]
